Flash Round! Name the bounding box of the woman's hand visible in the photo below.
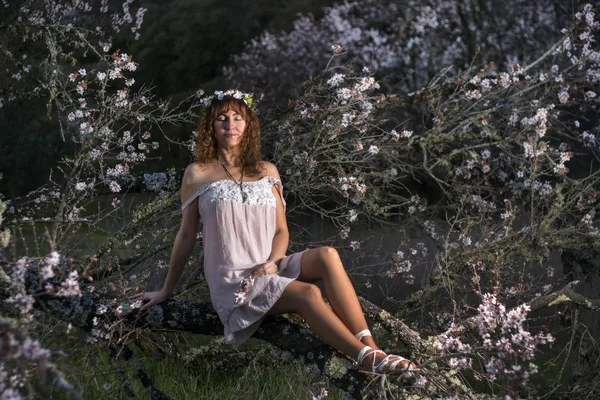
[132,290,171,311]
[250,260,278,278]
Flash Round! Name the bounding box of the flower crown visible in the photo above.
[198,89,254,109]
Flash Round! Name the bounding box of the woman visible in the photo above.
[134,90,417,374]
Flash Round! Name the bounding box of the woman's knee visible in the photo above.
[295,283,324,313]
[316,246,344,276]
[271,281,320,315]
[317,246,341,264]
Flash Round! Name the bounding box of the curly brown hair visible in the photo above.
[194,96,263,176]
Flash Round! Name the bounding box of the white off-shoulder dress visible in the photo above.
[181,176,305,344]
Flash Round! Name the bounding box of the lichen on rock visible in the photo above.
[324,355,350,379]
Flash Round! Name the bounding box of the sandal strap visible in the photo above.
[356,346,419,374]
[380,353,419,373]
[374,354,397,373]
[355,345,373,366]
[356,346,387,372]
[354,329,372,341]
[388,356,409,371]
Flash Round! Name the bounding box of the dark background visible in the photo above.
[0,0,339,198]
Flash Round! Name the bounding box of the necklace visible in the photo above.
[217,158,248,203]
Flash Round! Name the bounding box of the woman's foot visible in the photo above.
[353,330,419,374]
[380,353,419,372]
[356,346,419,374]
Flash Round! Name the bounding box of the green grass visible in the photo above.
[41,332,345,400]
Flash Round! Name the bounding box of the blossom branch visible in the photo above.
[444,280,600,338]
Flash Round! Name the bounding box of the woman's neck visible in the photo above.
[216,148,241,167]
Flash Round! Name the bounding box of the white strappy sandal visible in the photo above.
[353,329,419,374]
[355,329,372,342]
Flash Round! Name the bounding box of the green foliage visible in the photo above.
[46,334,344,400]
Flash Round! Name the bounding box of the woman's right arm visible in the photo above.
[136,164,202,310]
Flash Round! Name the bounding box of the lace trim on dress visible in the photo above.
[181,176,283,212]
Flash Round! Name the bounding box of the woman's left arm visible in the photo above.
[252,164,289,277]
[267,178,289,266]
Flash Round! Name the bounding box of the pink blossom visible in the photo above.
[327,73,345,87]
[57,270,81,297]
[558,90,569,104]
[340,112,355,128]
[40,264,55,280]
[22,339,51,362]
[348,209,358,222]
[312,387,328,400]
[11,257,27,285]
[368,145,379,154]
[339,226,350,239]
[499,73,511,88]
[109,181,121,193]
[130,300,143,309]
[6,293,34,314]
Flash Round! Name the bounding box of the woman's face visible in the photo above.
[213,108,247,150]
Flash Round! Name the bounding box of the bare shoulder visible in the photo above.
[183,162,216,186]
[181,162,216,201]
[260,161,281,180]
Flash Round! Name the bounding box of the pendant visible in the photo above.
[241,190,248,203]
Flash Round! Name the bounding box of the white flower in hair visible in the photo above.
[199,89,255,109]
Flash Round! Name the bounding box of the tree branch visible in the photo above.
[444,281,600,338]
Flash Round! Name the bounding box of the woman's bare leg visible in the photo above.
[297,247,378,349]
[295,247,416,370]
[268,280,365,360]
[269,280,416,371]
